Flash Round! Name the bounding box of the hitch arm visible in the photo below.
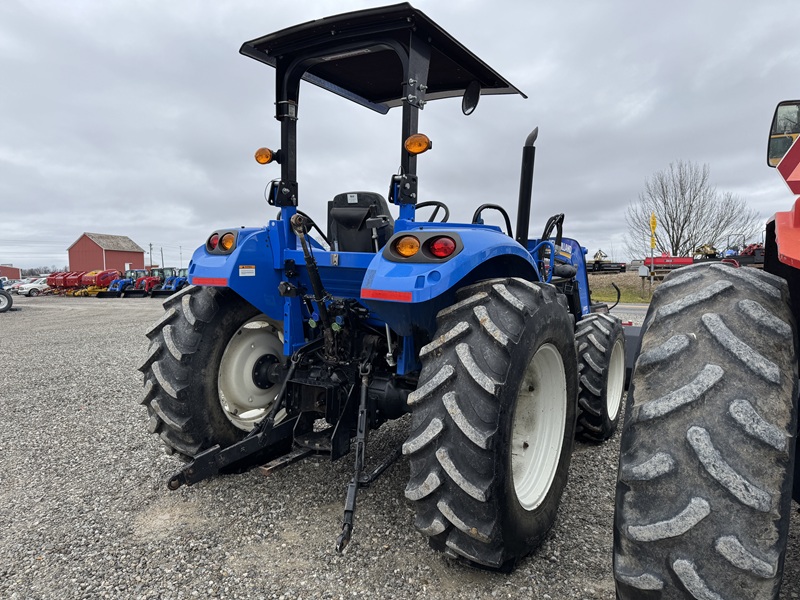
[335,364,403,552]
[336,364,371,552]
[166,346,310,490]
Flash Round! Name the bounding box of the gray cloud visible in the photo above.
[2,0,799,269]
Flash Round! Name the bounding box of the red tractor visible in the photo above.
[613,101,800,598]
[122,267,174,298]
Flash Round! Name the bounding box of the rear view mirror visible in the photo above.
[462,80,481,116]
[768,100,800,167]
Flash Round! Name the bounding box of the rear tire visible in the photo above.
[614,263,798,599]
[574,313,625,442]
[404,278,577,569]
[139,285,289,459]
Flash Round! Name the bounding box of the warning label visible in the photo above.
[239,265,256,277]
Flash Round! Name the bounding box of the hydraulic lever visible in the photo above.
[291,213,336,358]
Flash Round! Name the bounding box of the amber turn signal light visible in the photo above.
[220,232,236,252]
[404,133,432,155]
[255,147,274,164]
[394,235,420,257]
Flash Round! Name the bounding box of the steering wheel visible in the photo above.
[415,201,450,223]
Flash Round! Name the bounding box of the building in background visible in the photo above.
[0,264,22,280]
[67,233,145,272]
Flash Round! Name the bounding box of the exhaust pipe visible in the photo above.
[515,127,538,247]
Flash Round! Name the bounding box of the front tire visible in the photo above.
[139,285,288,458]
[614,263,798,599]
[28,289,39,297]
[574,313,626,442]
[404,278,577,569]
[0,290,11,313]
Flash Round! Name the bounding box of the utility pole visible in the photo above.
[160,247,165,269]
[179,246,183,268]
[149,243,153,269]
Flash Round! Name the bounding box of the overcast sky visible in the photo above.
[2,0,799,270]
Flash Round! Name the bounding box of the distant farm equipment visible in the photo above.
[72,269,121,296]
[123,267,174,298]
[643,244,765,278]
[150,267,189,298]
[97,269,149,298]
[587,249,627,273]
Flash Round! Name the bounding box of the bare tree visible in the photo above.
[625,161,762,258]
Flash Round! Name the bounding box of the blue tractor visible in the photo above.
[140,3,627,570]
[97,269,148,298]
[150,267,189,298]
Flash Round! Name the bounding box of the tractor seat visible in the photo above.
[327,191,394,252]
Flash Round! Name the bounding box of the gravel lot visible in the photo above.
[2,295,799,599]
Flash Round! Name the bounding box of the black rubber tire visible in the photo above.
[404,277,577,569]
[0,289,11,313]
[152,285,162,292]
[574,313,626,442]
[123,284,133,291]
[28,289,39,297]
[139,285,288,459]
[614,263,798,599]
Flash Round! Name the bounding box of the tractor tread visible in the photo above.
[619,451,675,482]
[702,313,780,383]
[139,285,274,459]
[405,277,576,568]
[574,314,625,442]
[715,535,777,578]
[729,399,787,451]
[614,262,798,600]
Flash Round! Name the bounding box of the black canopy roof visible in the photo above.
[240,3,526,114]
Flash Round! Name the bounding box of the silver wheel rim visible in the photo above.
[511,343,567,511]
[0,294,8,310]
[606,338,625,421]
[218,316,285,431]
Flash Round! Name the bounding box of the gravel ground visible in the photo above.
[1,296,798,599]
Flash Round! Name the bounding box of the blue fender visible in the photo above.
[360,226,540,336]
[188,227,284,323]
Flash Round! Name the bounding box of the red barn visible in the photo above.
[0,265,22,280]
[67,233,145,272]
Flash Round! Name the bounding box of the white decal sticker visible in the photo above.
[239,265,256,277]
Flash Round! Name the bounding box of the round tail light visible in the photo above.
[428,236,456,258]
[208,234,219,250]
[394,235,421,257]
[220,232,236,252]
